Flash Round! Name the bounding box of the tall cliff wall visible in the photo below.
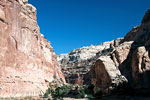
[0,0,65,98]
[89,9,150,93]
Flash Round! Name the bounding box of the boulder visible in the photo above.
[90,56,127,93]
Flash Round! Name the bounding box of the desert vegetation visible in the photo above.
[44,83,102,100]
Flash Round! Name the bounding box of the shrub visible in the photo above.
[43,92,49,98]
[44,85,54,98]
[44,84,102,99]
[94,88,102,99]
[76,86,86,98]
[52,85,72,99]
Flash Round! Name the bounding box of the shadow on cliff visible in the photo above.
[117,25,150,95]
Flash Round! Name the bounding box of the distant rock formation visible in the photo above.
[58,9,150,94]
[57,39,122,85]
[0,0,65,98]
[89,42,131,93]
[90,9,150,93]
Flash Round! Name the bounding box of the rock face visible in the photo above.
[58,9,150,94]
[0,0,65,98]
[89,56,127,93]
[57,39,122,85]
[90,9,150,92]
[57,42,112,84]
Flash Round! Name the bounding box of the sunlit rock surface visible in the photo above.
[58,9,150,94]
[57,39,123,85]
[0,0,65,98]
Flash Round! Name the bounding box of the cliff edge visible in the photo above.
[0,0,65,98]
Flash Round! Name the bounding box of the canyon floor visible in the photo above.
[64,97,150,100]
[0,96,150,100]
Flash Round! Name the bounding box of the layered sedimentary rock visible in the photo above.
[0,0,65,98]
[90,8,150,92]
[57,42,113,84]
[57,39,122,85]
[58,8,150,93]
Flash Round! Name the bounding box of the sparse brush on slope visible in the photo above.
[44,83,103,99]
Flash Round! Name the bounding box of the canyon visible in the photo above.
[0,0,150,99]
[58,8,150,94]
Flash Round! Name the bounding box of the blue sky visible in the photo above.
[29,0,150,54]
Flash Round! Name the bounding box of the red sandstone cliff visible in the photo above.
[0,0,65,98]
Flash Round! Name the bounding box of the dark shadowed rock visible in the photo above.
[90,9,150,92]
[142,9,150,24]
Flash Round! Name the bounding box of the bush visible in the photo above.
[43,92,49,98]
[52,85,72,99]
[44,84,102,99]
[76,86,86,98]
[94,88,102,99]
[44,85,54,98]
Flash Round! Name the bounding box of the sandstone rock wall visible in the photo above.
[90,9,150,92]
[57,42,114,84]
[57,39,123,85]
[90,56,127,92]
[0,0,65,98]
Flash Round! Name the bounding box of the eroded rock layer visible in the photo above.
[90,9,150,92]
[0,0,65,98]
[57,39,122,85]
[58,9,150,94]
